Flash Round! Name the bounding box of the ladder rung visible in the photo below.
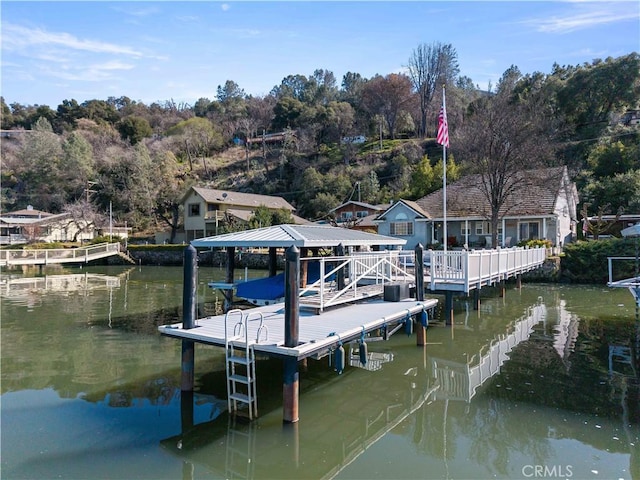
[229,356,251,365]
[229,393,251,404]
[229,374,252,384]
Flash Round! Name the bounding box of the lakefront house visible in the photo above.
[376,166,579,251]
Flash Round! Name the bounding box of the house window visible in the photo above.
[356,210,368,218]
[519,221,540,240]
[341,211,353,220]
[390,222,414,236]
[475,222,484,235]
[461,225,471,236]
[188,203,201,217]
[389,212,413,235]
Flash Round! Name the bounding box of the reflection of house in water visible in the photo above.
[552,300,580,371]
[431,302,547,402]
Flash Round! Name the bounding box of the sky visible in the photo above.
[1,1,639,108]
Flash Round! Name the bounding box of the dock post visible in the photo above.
[516,274,522,289]
[473,287,480,310]
[445,291,454,326]
[283,246,300,423]
[269,247,277,277]
[224,247,235,312]
[181,245,197,392]
[336,243,345,290]
[414,244,426,346]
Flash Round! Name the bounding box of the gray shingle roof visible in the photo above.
[415,166,567,219]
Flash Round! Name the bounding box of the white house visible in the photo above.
[0,206,96,245]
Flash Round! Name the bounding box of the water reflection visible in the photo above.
[158,297,638,480]
[2,268,639,480]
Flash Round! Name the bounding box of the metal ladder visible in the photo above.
[224,310,267,420]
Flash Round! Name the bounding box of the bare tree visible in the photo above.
[454,67,557,247]
[62,199,107,241]
[407,42,459,138]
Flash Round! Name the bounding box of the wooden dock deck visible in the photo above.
[159,297,438,361]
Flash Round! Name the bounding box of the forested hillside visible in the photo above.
[1,45,638,240]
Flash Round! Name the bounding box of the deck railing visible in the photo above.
[430,246,547,293]
[299,252,413,312]
[0,242,120,266]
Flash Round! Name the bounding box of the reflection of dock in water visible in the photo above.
[0,272,123,298]
[431,301,547,402]
[161,302,550,479]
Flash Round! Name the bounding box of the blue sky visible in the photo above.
[2,1,639,108]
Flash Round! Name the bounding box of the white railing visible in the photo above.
[430,247,547,293]
[299,252,414,311]
[0,242,120,266]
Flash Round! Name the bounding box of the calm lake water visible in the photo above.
[1,264,639,480]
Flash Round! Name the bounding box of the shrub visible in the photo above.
[561,238,636,284]
[517,239,552,248]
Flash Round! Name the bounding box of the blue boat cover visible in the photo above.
[235,261,333,301]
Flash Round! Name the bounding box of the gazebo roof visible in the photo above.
[191,224,405,249]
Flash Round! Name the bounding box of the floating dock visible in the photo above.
[159,297,437,361]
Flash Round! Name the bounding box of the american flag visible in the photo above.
[437,105,449,148]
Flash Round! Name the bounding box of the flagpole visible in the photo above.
[442,86,447,254]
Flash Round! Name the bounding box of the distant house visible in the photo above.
[0,206,96,245]
[180,186,306,241]
[376,166,578,250]
[328,201,389,232]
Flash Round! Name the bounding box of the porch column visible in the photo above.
[502,218,506,247]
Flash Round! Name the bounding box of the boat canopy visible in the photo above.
[191,224,406,249]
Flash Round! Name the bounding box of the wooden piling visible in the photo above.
[414,243,426,346]
[445,291,454,326]
[473,288,480,310]
[269,246,277,277]
[283,246,300,423]
[224,246,235,312]
[181,245,197,391]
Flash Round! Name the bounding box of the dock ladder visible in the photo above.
[224,310,267,420]
[225,417,256,479]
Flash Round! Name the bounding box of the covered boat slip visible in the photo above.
[159,297,438,361]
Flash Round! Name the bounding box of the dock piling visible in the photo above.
[283,246,300,423]
[414,244,426,346]
[181,245,198,391]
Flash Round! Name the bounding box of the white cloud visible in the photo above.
[221,4,231,12]
[2,23,144,57]
[524,8,639,34]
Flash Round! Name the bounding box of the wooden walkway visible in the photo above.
[159,297,438,361]
[0,242,121,267]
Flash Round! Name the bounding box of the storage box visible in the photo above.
[383,283,410,302]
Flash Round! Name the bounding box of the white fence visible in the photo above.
[0,242,120,266]
[430,247,547,293]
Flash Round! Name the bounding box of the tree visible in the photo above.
[165,117,223,173]
[361,74,414,139]
[407,42,459,137]
[117,116,153,145]
[15,117,65,210]
[62,198,106,241]
[409,154,460,199]
[454,67,557,247]
[60,131,96,201]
